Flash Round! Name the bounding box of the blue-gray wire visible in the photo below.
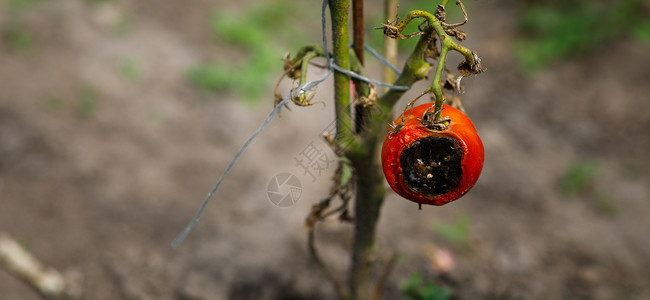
[171,0,409,248]
[171,77,330,249]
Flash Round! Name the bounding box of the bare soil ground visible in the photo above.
[1,0,649,299]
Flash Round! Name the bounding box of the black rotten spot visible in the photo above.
[399,135,463,197]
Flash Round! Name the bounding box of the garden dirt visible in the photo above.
[1,0,649,299]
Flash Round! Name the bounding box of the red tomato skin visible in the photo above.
[381,104,484,206]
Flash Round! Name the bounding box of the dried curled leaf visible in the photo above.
[445,27,467,41]
[457,51,483,76]
[435,5,446,23]
[282,53,301,80]
[378,19,425,40]
[425,36,440,60]
[353,85,378,108]
[381,23,401,39]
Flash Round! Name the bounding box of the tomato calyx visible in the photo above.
[421,105,450,131]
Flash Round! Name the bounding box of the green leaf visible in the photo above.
[190,0,310,103]
[559,160,599,197]
[516,0,650,72]
[2,21,35,54]
[400,272,452,300]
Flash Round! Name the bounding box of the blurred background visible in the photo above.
[1,0,649,299]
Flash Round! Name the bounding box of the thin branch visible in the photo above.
[0,233,82,299]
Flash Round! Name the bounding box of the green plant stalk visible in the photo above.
[431,45,449,120]
[299,52,319,89]
[325,0,369,298]
[329,0,353,142]
[326,1,374,299]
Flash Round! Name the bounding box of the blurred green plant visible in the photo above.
[5,0,43,13]
[77,85,99,118]
[594,193,618,217]
[516,0,650,72]
[3,0,45,54]
[634,21,650,44]
[400,272,452,300]
[2,21,34,53]
[110,15,134,36]
[621,159,644,180]
[559,160,599,197]
[87,0,115,4]
[432,214,470,248]
[560,160,621,216]
[42,95,64,113]
[188,0,309,104]
[117,58,141,82]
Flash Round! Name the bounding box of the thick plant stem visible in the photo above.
[326,1,368,298]
[329,0,353,141]
[349,142,385,300]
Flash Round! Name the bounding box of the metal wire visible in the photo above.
[171,0,410,248]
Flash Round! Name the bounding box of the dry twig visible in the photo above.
[0,233,82,299]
